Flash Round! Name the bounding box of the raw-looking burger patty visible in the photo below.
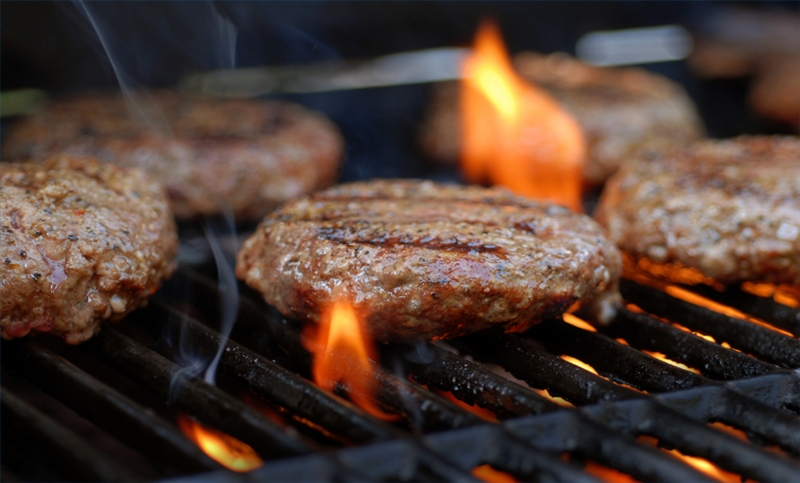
[1,156,179,344]
[237,179,622,342]
[2,91,344,221]
[593,136,800,288]
[420,52,704,186]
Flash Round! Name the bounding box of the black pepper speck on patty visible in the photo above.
[1,156,178,344]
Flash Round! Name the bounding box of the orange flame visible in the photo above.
[437,390,499,422]
[472,464,518,483]
[460,20,585,212]
[637,435,745,483]
[583,461,640,483]
[177,415,263,472]
[305,298,397,421]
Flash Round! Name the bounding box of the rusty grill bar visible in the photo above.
[2,262,800,483]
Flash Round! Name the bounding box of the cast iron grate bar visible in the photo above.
[135,297,614,482]
[3,339,220,475]
[679,283,800,337]
[598,306,776,380]
[621,279,800,367]
[163,267,800,481]
[161,269,716,481]
[456,333,800,480]
[84,329,314,461]
[123,302,507,482]
[1,388,141,482]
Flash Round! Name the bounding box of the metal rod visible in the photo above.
[527,319,711,392]
[621,279,800,368]
[1,388,141,482]
[85,328,314,460]
[599,307,776,380]
[130,301,401,444]
[680,283,800,337]
[5,339,220,475]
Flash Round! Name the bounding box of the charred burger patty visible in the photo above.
[237,179,622,342]
[1,156,178,344]
[3,91,344,221]
[594,136,800,288]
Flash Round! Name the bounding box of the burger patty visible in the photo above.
[593,136,800,287]
[1,156,179,344]
[237,179,622,342]
[420,52,704,186]
[3,91,344,221]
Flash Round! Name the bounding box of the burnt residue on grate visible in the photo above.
[2,264,800,482]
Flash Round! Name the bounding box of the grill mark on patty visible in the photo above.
[316,226,508,258]
[281,215,549,239]
[309,193,567,214]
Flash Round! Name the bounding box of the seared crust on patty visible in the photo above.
[594,136,800,287]
[1,156,178,344]
[3,91,344,221]
[420,52,704,186]
[237,179,622,342]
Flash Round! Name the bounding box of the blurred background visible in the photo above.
[2,1,798,182]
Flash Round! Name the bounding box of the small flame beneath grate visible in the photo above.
[459,19,585,212]
[177,415,263,472]
[303,298,397,421]
[471,464,518,483]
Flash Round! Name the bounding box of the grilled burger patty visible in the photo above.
[3,91,344,221]
[421,52,704,186]
[594,136,800,287]
[237,180,622,342]
[1,156,178,344]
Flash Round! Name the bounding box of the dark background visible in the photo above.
[2,1,797,182]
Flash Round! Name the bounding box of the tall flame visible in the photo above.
[306,298,397,421]
[177,415,263,472]
[460,20,585,212]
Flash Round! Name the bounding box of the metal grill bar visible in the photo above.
[84,329,313,460]
[457,333,800,480]
[1,389,141,482]
[681,284,800,337]
[3,339,219,475]
[599,307,776,380]
[621,280,800,367]
[527,318,711,392]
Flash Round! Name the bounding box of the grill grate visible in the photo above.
[2,263,800,483]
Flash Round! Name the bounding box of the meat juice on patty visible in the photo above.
[1,156,178,344]
[237,180,622,342]
[594,136,800,290]
[3,91,344,221]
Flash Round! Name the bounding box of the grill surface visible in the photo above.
[3,250,800,482]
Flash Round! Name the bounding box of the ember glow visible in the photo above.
[437,390,499,422]
[305,298,397,421]
[472,464,518,483]
[177,415,263,472]
[460,20,585,212]
[582,461,639,483]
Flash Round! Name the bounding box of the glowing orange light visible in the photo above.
[641,350,701,374]
[562,313,597,332]
[177,415,263,472]
[560,355,599,375]
[532,388,575,407]
[582,461,640,483]
[472,464,518,483]
[664,449,742,483]
[305,298,397,421]
[624,258,796,338]
[437,390,499,422]
[460,19,585,212]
